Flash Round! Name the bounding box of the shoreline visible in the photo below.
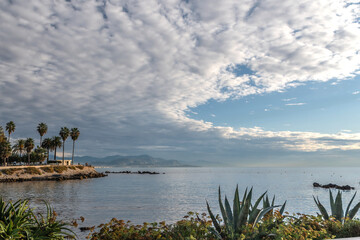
[0,165,107,182]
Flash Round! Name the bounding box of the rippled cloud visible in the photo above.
[0,0,359,164]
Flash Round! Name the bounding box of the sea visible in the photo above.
[1,167,360,238]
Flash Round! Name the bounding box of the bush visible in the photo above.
[41,166,54,173]
[24,167,42,175]
[1,168,20,175]
[0,198,75,239]
[53,166,68,173]
[76,165,84,170]
[89,212,217,240]
[69,166,76,170]
[326,219,360,238]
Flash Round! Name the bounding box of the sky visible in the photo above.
[0,0,359,166]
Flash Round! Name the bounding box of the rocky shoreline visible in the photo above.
[0,165,107,183]
[313,182,354,190]
[105,170,163,174]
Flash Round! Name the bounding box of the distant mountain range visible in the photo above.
[74,154,195,167]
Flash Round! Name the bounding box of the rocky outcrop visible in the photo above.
[105,170,163,174]
[313,182,354,190]
[0,166,107,183]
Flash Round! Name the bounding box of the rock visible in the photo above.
[313,182,354,190]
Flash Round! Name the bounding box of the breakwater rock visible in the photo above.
[0,166,107,183]
[313,182,354,190]
[105,170,164,175]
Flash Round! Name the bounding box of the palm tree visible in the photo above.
[24,138,35,165]
[0,140,12,166]
[70,128,80,164]
[51,136,62,162]
[13,139,25,157]
[59,127,70,165]
[41,138,52,164]
[37,123,48,146]
[5,121,15,142]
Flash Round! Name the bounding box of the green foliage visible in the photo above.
[24,167,42,175]
[41,166,55,173]
[314,190,360,222]
[54,166,68,173]
[76,165,84,170]
[326,218,360,238]
[1,168,20,175]
[89,212,217,240]
[206,186,284,239]
[0,198,75,239]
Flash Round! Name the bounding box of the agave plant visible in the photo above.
[263,194,287,218]
[206,186,286,239]
[314,190,360,223]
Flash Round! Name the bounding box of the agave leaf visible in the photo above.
[253,205,280,228]
[345,192,356,219]
[233,186,241,230]
[218,187,228,227]
[249,191,267,223]
[209,227,222,240]
[334,191,344,221]
[241,187,248,206]
[224,196,233,228]
[348,201,360,219]
[271,195,275,207]
[263,195,270,209]
[313,196,329,220]
[279,201,287,215]
[329,190,335,216]
[206,201,222,234]
[238,189,252,230]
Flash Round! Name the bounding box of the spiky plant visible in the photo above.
[206,186,285,239]
[314,190,360,223]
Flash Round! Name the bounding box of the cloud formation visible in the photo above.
[0,0,359,164]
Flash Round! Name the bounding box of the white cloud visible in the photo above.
[353,91,360,95]
[0,0,359,163]
[285,103,306,106]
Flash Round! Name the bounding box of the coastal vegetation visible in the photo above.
[0,198,74,239]
[0,121,80,166]
[86,187,360,240]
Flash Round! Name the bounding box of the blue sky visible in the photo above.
[189,75,360,133]
[0,0,359,166]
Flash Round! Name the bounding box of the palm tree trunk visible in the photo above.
[54,148,57,161]
[28,153,30,165]
[72,140,75,165]
[40,136,42,146]
[62,141,65,165]
[8,133,10,142]
[47,149,49,164]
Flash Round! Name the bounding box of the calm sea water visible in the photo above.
[1,167,360,238]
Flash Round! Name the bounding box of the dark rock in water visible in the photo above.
[105,170,162,175]
[313,182,354,190]
[79,226,95,232]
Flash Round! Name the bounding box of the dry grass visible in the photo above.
[40,166,54,173]
[69,166,76,170]
[53,166,68,173]
[1,168,20,175]
[76,165,84,170]
[24,167,42,175]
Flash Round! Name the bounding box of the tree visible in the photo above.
[13,139,25,157]
[5,121,15,142]
[41,138,52,164]
[31,147,47,164]
[70,128,80,164]
[51,136,62,162]
[24,138,35,165]
[37,123,48,146]
[0,140,12,166]
[59,127,70,165]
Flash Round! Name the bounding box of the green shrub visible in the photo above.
[1,168,20,175]
[89,212,217,240]
[76,165,84,170]
[41,166,54,173]
[53,166,68,173]
[326,219,360,238]
[69,166,76,170]
[24,167,42,175]
[0,198,75,239]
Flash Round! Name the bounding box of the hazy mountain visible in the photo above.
[74,154,194,167]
